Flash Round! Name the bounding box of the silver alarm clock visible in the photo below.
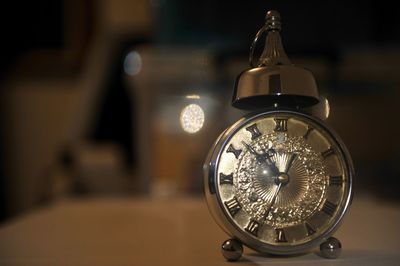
[204,10,354,261]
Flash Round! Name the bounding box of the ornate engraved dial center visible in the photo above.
[234,133,327,228]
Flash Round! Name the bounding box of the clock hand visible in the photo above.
[284,153,297,174]
[263,182,282,220]
[264,149,280,175]
[241,141,279,175]
[241,141,265,162]
[262,154,296,221]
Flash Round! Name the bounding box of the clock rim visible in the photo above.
[204,108,354,255]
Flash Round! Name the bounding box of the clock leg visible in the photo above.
[221,238,243,261]
[319,237,342,259]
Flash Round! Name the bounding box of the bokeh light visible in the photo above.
[180,104,205,134]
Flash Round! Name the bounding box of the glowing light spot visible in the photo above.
[323,97,330,119]
[185,94,201,99]
[180,104,205,134]
[124,51,142,76]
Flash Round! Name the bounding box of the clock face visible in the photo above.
[214,110,352,250]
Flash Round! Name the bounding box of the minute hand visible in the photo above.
[263,182,282,220]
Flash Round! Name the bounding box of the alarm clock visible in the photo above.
[203,10,353,261]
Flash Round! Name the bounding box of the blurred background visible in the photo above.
[0,0,399,222]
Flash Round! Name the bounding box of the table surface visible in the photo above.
[0,195,399,266]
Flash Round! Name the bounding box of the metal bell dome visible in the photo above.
[232,10,320,110]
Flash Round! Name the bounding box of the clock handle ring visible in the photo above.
[249,10,284,68]
[249,25,267,68]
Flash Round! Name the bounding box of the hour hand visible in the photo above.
[241,141,274,162]
[263,182,282,220]
[241,141,264,162]
[242,141,279,175]
[284,153,297,174]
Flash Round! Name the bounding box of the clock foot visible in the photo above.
[221,239,243,261]
[319,237,342,259]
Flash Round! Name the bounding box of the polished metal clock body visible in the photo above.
[204,109,353,255]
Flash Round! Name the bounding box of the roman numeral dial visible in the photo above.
[224,198,241,217]
[245,220,260,237]
[329,175,343,186]
[245,123,262,140]
[305,222,316,236]
[219,173,233,185]
[274,118,288,132]
[275,228,287,242]
[226,144,242,159]
[321,147,335,159]
[303,126,314,139]
[321,200,337,216]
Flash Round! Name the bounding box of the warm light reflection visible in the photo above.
[185,94,201,99]
[123,51,142,75]
[323,97,330,119]
[180,104,205,134]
